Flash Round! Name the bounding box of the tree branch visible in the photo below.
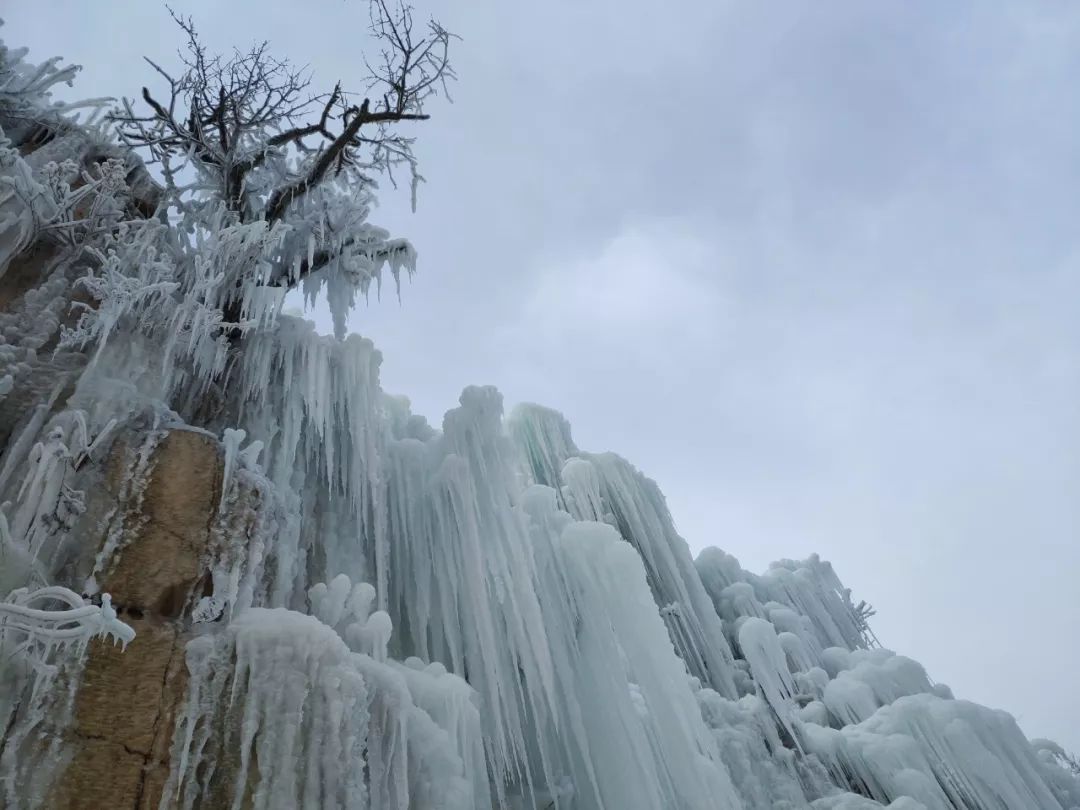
[263,102,428,224]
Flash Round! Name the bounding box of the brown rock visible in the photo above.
[138,763,173,810]
[102,429,222,617]
[46,738,146,810]
[45,426,225,809]
[139,430,221,536]
[43,617,191,810]
[74,619,184,757]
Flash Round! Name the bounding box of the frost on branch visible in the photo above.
[0,21,110,130]
[105,0,452,336]
[0,140,150,288]
[0,584,135,809]
[57,211,291,394]
[0,587,134,670]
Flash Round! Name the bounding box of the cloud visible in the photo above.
[515,221,725,350]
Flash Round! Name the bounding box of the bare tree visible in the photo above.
[109,0,456,299]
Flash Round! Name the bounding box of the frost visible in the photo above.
[546,517,742,809]
[0,586,134,666]
[6,412,112,565]
[1032,739,1080,809]
[0,586,134,810]
[0,21,107,125]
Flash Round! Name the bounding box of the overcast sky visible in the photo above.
[8,1,1079,751]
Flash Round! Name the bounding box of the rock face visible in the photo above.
[101,430,223,619]
[0,117,224,810]
[48,620,186,810]
[46,430,223,810]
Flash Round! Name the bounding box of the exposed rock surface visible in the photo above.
[0,117,221,810]
[101,430,223,618]
[46,429,223,810]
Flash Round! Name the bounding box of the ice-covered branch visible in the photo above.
[0,587,135,668]
[110,0,455,229]
[0,23,109,130]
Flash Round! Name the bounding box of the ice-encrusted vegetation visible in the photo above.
[1,13,1078,810]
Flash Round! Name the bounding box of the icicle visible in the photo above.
[0,587,135,660]
[508,404,739,699]
[166,600,485,810]
[738,617,800,747]
[219,427,246,509]
[550,517,743,809]
[801,694,1066,810]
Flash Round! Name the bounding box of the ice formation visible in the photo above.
[167,590,488,810]
[1,24,1079,810]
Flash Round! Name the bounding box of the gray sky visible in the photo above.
[9,1,1079,751]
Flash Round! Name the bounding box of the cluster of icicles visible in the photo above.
[167,576,488,810]
[1,223,1078,810]
[2,271,1075,809]
[122,312,1077,810]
